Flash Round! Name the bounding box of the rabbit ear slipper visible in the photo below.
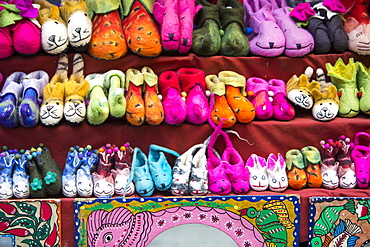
[35,0,69,55]
[0,71,25,128]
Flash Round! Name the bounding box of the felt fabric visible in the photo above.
[336,136,356,189]
[122,0,162,57]
[12,18,41,55]
[125,68,145,126]
[84,0,122,17]
[266,153,288,192]
[301,146,322,188]
[158,70,187,125]
[217,0,249,56]
[18,70,49,128]
[206,75,236,128]
[0,2,23,27]
[326,15,348,53]
[352,132,370,188]
[326,58,359,117]
[285,149,307,190]
[0,25,14,59]
[289,2,315,21]
[355,61,370,115]
[132,147,155,197]
[104,69,126,119]
[286,74,320,110]
[307,18,331,54]
[177,68,208,125]
[311,84,339,121]
[0,71,25,128]
[88,10,127,60]
[268,79,295,120]
[243,0,285,57]
[246,77,272,120]
[86,73,109,125]
[192,0,221,56]
[246,154,268,191]
[121,0,155,17]
[142,66,164,125]
[28,157,47,198]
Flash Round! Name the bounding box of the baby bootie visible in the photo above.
[355,61,370,115]
[188,141,210,196]
[243,0,285,57]
[36,0,69,55]
[219,71,255,123]
[217,0,249,56]
[92,171,115,198]
[247,77,273,120]
[206,74,236,128]
[0,71,25,128]
[266,153,288,192]
[246,154,268,191]
[86,73,109,125]
[88,9,127,60]
[40,54,68,126]
[132,147,154,197]
[326,58,359,118]
[192,0,222,56]
[319,139,339,190]
[336,136,356,189]
[286,73,320,110]
[0,148,16,199]
[18,70,49,128]
[268,79,295,120]
[142,67,164,125]
[125,68,145,126]
[92,144,115,198]
[177,68,209,125]
[13,151,30,199]
[122,1,162,57]
[104,69,126,119]
[62,146,83,197]
[0,25,14,59]
[301,146,322,188]
[158,70,187,125]
[59,0,92,52]
[285,149,307,190]
[76,147,99,198]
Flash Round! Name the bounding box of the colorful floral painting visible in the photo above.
[0,199,61,247]
[308,197,370,247]
[74,195,301,247]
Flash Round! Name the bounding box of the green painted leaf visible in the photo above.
[22,239,42,247]
[14,202,37,215]
[36,222,50,240]
[10,217,35,229]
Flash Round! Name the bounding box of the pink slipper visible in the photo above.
[12,18,41,55]
[247,77,273,120]
[0,26,14,59]
[268,79,295,120]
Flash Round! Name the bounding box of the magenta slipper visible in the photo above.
[0,25,14,59]
[247,77,273,120]
[268,79,295,120]
[12,19,41,55]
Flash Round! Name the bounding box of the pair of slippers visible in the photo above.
[0,69,49,128]
[0,0,40,59]
[153,0,201,54]
[285,146,322,190]
[40,53,89,126]
[206,71,255,128]
[244,0,314,57]
[132,144,180,197]
[193,0,249,56]
[159,68,209,125]
[247,76,295,120]
[351,132,370,189]
[35,0,92,54]
[320,136,356,190]
[246,153,288,192]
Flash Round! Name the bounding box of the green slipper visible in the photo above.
[104,69,126,118]
[86,73,109,125]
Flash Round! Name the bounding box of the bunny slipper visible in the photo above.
[266,153,288,192]
[13,151,30,199]
[64,53,89,124]
[62,146,83,198]
[18,70,49,128]
[76,149,99,198]
[246,154,269,191]
[40,54,68,126]
[0,71,25,128]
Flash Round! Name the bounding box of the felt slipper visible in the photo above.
[355,61,370,115]
[188,141,210,196]
[122,0,162,57]
[92,171,115,198]
[76,148,99,198]
[18,70,49,128]
[206,74,236,128]
[266,153,288,192]
[142,66,164,126]
[0,149,16,199]
[326,58,359,117]
[192,0,221,56]
[64,53,89,125]
[88,9,127,60]
[246,77,273,120]
[125,68,145,126]
[104,69,126,119]
[86,73,109,125]
[177,68,209,125]
[28,152,47,198]
[62,146,83,197]
[307,17,331,54]
[40,54,68,126]
[35,0,69,55]
[59,0,92,52]
[246,153,268,191]
[153,0,180,52]
[217,0,249,56]
[13,151,30,199]
[319,139,339,190]
[351,144,370,189]
[0,71,25,128]
[92,144,115,198]
[244,0,285,57]
[178,0,202,53]
[336,136,356,189]
[301,146,323,188]
[111,144,135,196]
[158,70,187,125]
[311,83,339,122]
[286,73,320,110]
[268,79,295,120]
[11,18,41,55]
[219,71,255,123]
[132,147,154,197]
[0,25,14,59]
[285,149,307,190]
[148,144,180,191]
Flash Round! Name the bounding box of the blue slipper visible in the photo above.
[148,144,180,191]
[132,147,154,197]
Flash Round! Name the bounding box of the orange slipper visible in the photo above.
[125,68,145,126]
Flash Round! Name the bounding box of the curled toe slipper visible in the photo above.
[18,70,49,128]
[125,68,145,126]
[104,69,126,119]
[177,68,209,125]
[158,70,187,125]
[247,77,273,120]
[86,73,109,125]
[12,18,41,55]
[268,79,295,120]
[0,26,14,59]
[0,71,25,128]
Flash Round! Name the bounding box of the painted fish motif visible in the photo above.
[328,219,361,247]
